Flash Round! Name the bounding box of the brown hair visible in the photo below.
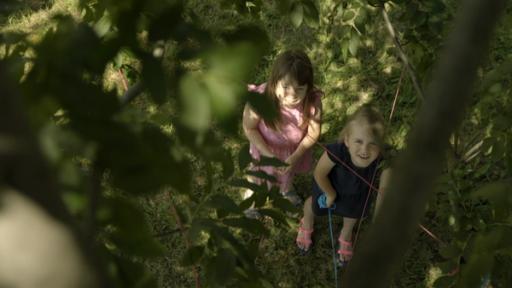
[339,104,386,148]
[264,50,315,130]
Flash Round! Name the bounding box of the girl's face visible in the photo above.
[275,74,308,107]
[344,120,381,168]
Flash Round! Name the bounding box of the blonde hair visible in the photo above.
[339,104,386,148]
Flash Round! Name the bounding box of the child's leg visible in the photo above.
[338,217,357,262]
[302,196,315,229]
[340,217,357,241]
[296,196,315,251]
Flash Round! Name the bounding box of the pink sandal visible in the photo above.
[296,219,313,252]
[337,237,353,266]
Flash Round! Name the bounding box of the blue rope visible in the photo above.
[318,194,338,288]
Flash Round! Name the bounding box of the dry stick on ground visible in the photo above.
[381,6,425,100]
[343,1,506,287]
[168,192,201,288]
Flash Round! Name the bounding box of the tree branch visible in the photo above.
[381,6,425,100]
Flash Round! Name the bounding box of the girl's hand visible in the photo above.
[281,155,299,175]
[326,194,336,208]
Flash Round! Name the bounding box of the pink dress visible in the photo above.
[247,83,323,193]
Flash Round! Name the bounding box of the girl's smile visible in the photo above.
[344,121,381,168]
[275,74,308,107]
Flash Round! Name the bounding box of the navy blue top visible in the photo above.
[312,143,381,218]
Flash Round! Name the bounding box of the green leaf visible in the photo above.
[181,245,205,266]
[246,91,279,123]
[302,0,319,27]
[258,155,288,167]
[271,197,299,213]
[258,208,289,226]
[222,217,269,236]
[231,178,267,193]
[238,143,252,171]
[437,259,459,274]
[439,244,462,259]
[180,73,211,132]
[290,2,304,27]
[276,0,293,13]
[433,275,456,288]
[205,249,236,285]
[349,34,360,56]
[106,197,167,257]
[141,53,167,104]
[207,194,242,216]
[111,254,158,288]
[343,10,355,21]
[147,3,184,41]
[245,170,277,182]
[471,180,512,219]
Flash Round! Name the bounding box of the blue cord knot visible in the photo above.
[318,194,336,210]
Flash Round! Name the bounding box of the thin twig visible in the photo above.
[118,68,129,92]
[388,66,405,123]
[381,7,425,100]
[168,192,201,288]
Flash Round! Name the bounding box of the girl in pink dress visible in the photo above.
[242,50,323,216]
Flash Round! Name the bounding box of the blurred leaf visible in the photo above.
[238,143,252,171]
[290,2,304,27]
[181,245,205,266]
[343,10,355,21]
[349,34,360,56]
[433,275,456,288]
[205,249,236,285]
[222,217,269,236]
[106,197,167,257]
[275,0,293,13]
[437,259,459,274]
[180,73,211,132]
[93,12,112,37]
[147,3,184,42]
[140,53,167,104]
[258,155,288,167]
[245,91,279,123]
[246,170,277,182]
[440,244,462,259]
[471,180,512,219]
[62,191,88,216]
[258,208,289,226]
[204,43,262,120]
[112,254,158,288]
[271,196,298,213]
[207,194,242,216]
[302,0,319,27]
[231,178,266,194]
[458,253,493,288]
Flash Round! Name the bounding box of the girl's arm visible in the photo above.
[375,168,392,218]
[285,99,322,168]
[314,151,336,207]
[242,103,274,157]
